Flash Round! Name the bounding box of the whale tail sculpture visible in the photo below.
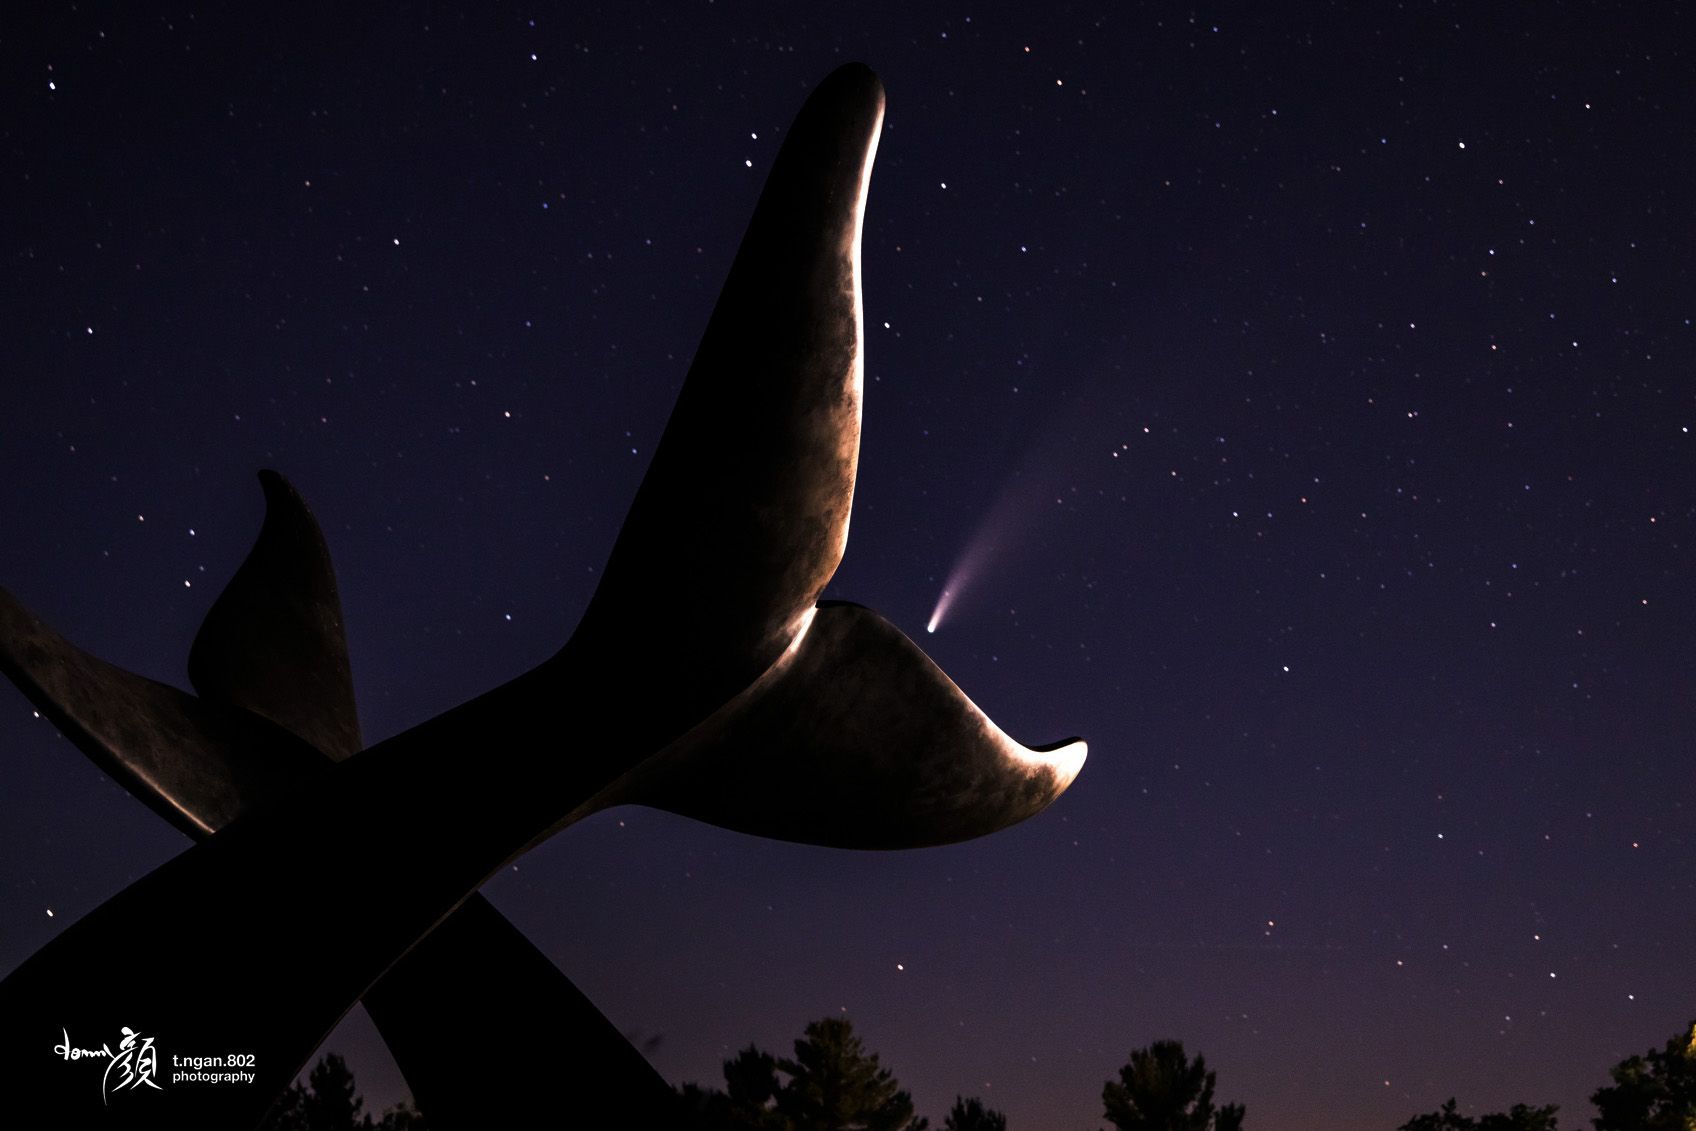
[0,64,1083,1129]
[0,471,677,1127]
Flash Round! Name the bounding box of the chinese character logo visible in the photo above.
[100,1027,162,1103]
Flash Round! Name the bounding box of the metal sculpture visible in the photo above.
[1,471,675,1126]
[0,64,1084,1128]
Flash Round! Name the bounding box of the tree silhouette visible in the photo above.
[1591,1020,1696,1131]
[781,1017,928,1131]
[305,1053,364,1131]
[723,1044,787,1127]
[263,1080,308,1131]
[369,1099,430,1131]
[676,1045,790,1130]
[1400,1098,1472,1131]
[680,1016,929,1130]
[1398,1098,1558,1130]
[943,1094,1007,1131]
[1100,1040,1244,1131]
[1482,1106,1559,1131]
[257,1053,430,1131]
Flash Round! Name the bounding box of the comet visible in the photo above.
[926,535,996,635]
[926,520,1007,635]
[925,468,1041,635]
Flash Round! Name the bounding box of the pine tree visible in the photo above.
[679,1016,929,1130]
[943,1094,1008,1131]
[302,1054,364,1131]
[1100,1040,1244,1131]
[777,1017,928,1131]
[256,1053,430,1131]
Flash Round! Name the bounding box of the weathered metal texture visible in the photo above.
[0,474,675,1127]
[188,469,363,762]
[0,64,1084,1129]
[564,62,882,727]
[614,601,1086,849]
[0,584,328,838]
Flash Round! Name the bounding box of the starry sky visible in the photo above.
[2,4,1692,1128]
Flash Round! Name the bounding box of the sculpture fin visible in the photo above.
[3,477,674,1125]
[0,585,325,837]
[0,470,354,836]
[189,469,362,760]
[604,602,1085,848]
[571,64,886,715]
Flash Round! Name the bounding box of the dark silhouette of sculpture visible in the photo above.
[0,64,1084,1128]
[0,471,674,1126]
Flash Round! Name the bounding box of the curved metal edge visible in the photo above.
[602,601,1086,849]
[569,64,887,719]
[188,469,362,760]
[0,584,327,838]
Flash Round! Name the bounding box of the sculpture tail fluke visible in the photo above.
[0,585,324,837]
[606,602,1085,849]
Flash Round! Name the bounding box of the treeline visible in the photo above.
[260,1015,1695,1129]
[1396,1019,1696,1131]
[677,1023,1240,1129]
[678,1015,1696,1130]
[259,1052,427,1130]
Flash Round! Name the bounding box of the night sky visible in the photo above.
[3,5,1692,1128]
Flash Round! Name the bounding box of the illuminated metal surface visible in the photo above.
[0,65,1083,1128]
